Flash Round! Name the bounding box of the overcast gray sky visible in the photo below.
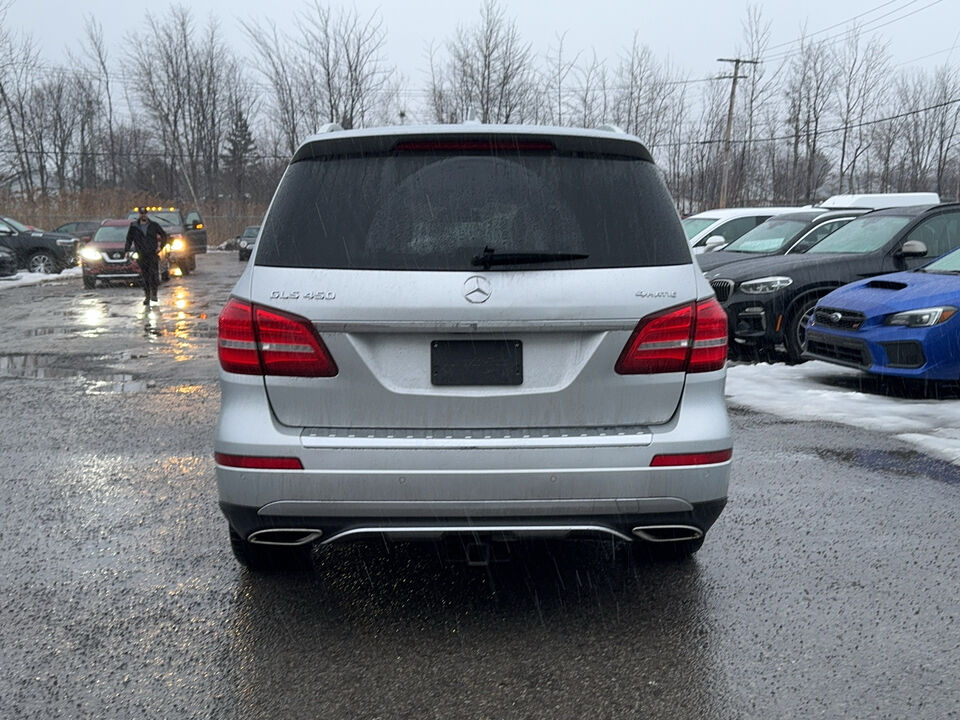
[7,0,959,85]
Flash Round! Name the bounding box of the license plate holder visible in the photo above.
[431,340,523,386]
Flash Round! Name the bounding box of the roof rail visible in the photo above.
[596,123,626,134]
[316,122,344,134]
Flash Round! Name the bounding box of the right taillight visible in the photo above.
[218,298,338,377]
[616,299,728,374]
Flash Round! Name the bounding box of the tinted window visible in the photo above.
[723,219,809,253]
[807,215,913,254]
[126,211,180,226]
[93,226,129,243]
[924,246,960,272]
[904,212,960,259]
[681,217,718,239]
[256,151,689,270]
[715,216,764,243]
[788,218,851,253]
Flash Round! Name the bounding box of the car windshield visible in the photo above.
[681,217,717,239]
[922,246,960,273]
[257,150,689,271]
[722,219,810,253]
[126,211,180,226]
[806,214,913,254]
[2,216,31,232]
[92,226,128,243]
[242,227,259,238]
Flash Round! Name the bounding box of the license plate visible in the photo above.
[431,340,523,386]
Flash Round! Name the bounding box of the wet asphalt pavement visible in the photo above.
[0,253,958,719]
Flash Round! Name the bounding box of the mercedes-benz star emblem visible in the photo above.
[464,275,492,304]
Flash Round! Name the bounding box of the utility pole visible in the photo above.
[717,57,759,208]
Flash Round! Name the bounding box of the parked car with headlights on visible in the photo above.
[216,122,732,571]
[80,219,171,289]
[804,244,960,382]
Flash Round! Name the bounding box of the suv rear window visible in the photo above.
[256,150,688,270]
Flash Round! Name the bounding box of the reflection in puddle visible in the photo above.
[0,353,145,393]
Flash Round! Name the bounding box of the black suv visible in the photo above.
[703,203,960,361]
[0,215,79,273]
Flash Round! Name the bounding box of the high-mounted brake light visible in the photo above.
[393,140,555,152]
[217,298,338,377]
[615,299,728,374]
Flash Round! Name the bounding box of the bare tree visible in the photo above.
[429,0,537,123]
[832,27,890,193]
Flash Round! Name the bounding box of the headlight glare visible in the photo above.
[739,276,793,294]
[886,306,956,327]
[170,238,186,252]
[80,247,102,262]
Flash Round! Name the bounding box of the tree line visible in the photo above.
[1,0,958,215]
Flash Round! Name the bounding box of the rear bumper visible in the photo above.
[215,372,732,543]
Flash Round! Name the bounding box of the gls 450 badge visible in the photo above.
[270,290,336,300]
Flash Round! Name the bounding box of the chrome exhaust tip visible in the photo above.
[631,525,703,543]
[248,528,323,546]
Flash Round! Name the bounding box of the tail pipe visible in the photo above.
[248,528,323,546]
[631,525,703,543]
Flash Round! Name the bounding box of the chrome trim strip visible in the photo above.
[311,319,637,333]
[219,339,257,350]
[321,524,634,544]
[300,432,653,449]
[259,497,694,517]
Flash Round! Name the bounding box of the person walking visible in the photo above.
[125,207,167,306]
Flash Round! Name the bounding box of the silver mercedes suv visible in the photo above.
[215,123,731,570]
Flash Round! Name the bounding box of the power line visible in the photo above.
[647,95,960,150]
[760,0,944,65]
[763,0,921,53]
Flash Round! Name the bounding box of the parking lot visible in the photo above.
[1,252,958,719]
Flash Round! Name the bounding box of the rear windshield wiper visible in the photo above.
[471,246,589,269]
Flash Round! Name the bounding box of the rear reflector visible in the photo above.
[217,298,338,377]
[650,449,732,467]
[616,299,728,374]
[215,453,304,470]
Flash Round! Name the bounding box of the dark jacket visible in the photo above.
[125,220,167,258]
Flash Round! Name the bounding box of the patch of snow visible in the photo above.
[725,360,960,466]
[0,266,82,290]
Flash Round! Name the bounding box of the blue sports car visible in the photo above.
[803,246,960,381]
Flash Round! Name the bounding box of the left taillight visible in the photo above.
[615,299,728,375]
[218,299,261,374]
[217,298,338,377]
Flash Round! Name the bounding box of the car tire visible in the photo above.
[784,297,819,363]
[228,527,313,572]
[28,251,59,274]
[82,275,96,289]
[179,257,193,276]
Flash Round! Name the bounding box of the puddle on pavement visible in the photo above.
[814,447,959,486]
[0,353,146,393]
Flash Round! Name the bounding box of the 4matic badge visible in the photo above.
[635,290,678,299]
[270,290,336,300]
